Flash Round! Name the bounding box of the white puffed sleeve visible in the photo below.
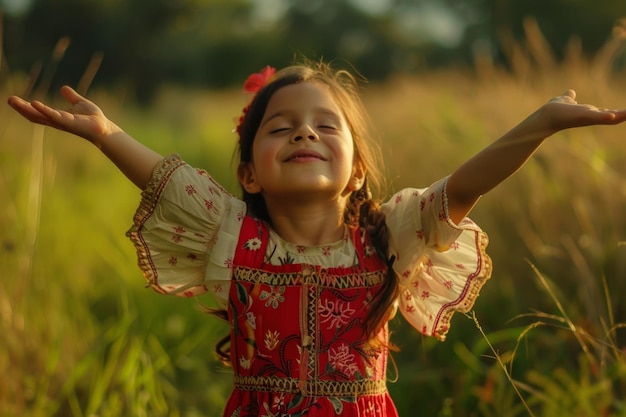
[126,155,246,308]
[381,177,492,340]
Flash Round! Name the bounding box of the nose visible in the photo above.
[291,124,319,143]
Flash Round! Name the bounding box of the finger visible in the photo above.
[30,100,67,124]
[563,89,576,100]
[8,96,50,124]
[60,85,86,106]
[549,90,577,105]
[7,95,24,110]
[585,110,626,125]
[7,95,31,108]
[606,109,626,124]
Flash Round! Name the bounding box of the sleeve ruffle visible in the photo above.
[126,154,246,308]
[382,177,492,341]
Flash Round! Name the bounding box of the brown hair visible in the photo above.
[211,61,399,363]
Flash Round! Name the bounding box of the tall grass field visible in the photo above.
[2,23,626,417]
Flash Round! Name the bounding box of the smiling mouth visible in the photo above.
[284,150,327,162]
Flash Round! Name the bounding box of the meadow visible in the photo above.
[2,26,626,416]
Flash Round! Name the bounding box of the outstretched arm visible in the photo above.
[7,86,163,189]
[446,90,626,224]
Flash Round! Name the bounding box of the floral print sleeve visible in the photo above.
[381,176,492,340]
[126,154,246,308]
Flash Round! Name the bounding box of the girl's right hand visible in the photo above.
[7,85,116,147]
[8,85,163,189]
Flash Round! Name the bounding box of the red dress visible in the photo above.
[224,216,398,417]
[127,155,492,417]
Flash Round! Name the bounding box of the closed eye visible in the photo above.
[269,127,290,134]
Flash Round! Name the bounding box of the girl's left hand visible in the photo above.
[543,89,626,132]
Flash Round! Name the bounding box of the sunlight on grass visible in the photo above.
[2,18,626,417]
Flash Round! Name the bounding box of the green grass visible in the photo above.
[2,29,626,416]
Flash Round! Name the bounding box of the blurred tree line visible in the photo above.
[2,0,626,102]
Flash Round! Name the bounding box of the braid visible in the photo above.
[358,200,400,341]
[345,180,400,342]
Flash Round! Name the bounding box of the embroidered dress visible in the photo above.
[127,155,492,416]
[227,216,396,416]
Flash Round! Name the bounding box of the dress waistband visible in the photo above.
[233,375,388,397]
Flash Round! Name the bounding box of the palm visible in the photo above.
[53,99,109,138]
[545,90,626,130]
[8,86,111,142]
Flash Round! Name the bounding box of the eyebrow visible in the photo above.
[260,107,341,128]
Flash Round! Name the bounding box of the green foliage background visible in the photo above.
[3,2,626,416]
[3,0,626,101]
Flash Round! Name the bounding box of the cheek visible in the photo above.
[337,140,356,170]
[339,130,356,162]
[252,140,277,169]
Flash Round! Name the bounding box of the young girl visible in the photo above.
[8,62,626,416]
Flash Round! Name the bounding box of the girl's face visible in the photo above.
[238,82,364,207]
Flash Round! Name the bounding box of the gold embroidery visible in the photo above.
[232,266,388,398]
[233,375,387,397]
[234,266,385,288]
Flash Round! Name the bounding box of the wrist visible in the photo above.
[90,120,123,149]
[522,107,559,139]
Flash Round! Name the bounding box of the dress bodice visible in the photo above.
[224,216,398,416]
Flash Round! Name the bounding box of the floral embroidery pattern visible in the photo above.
[244,237,262,251]
[215,179,490,417]
[272,394,285,411]
[328,343,359,377]
[228,223,392,415]
[239,356,251,370]
[184,184,196,195]
[264,330,280,350]
[245,312,257,329]
[259,286,286,309]
[278,252,295,265]
[318,299,356,329]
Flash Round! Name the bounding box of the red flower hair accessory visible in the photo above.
[235,65,276,135]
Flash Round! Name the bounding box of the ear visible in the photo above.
[237,162,263,194]
[347,160,366,192]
